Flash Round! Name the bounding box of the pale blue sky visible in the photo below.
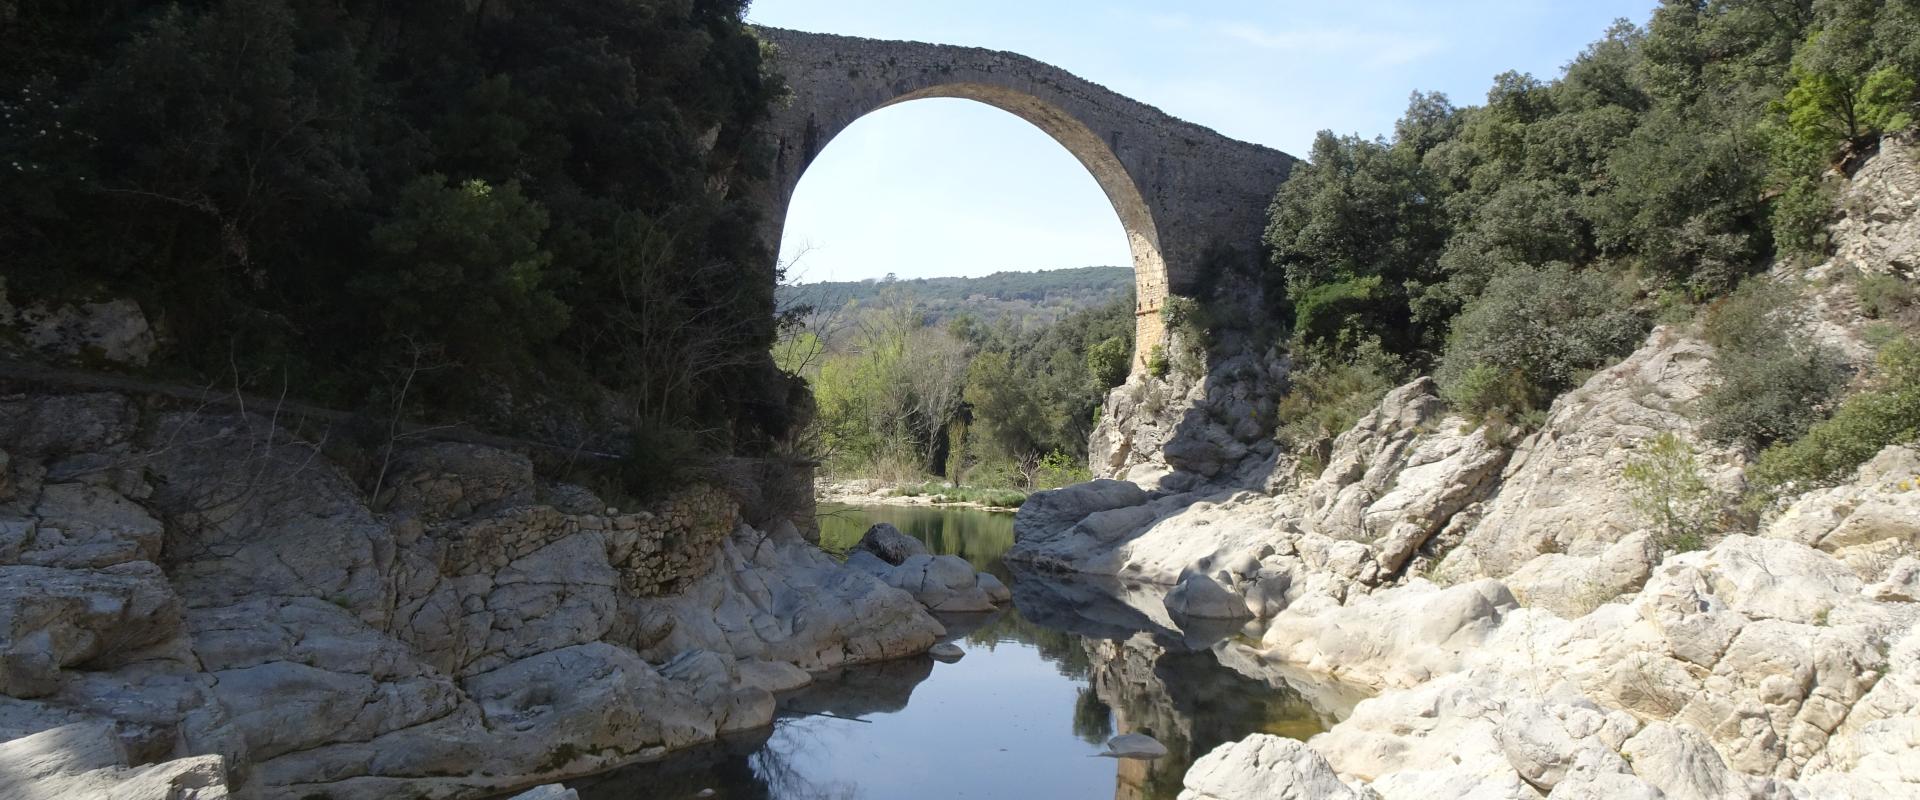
[754,1,1660,285]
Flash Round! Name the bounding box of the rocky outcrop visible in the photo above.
[1088,344,1288,493]
[1178,735,1370,800]
[0,390,945,799]
[1436,327,1744,581]
[0,721,230,800]
[1299,377,1510,577]
[1001,131,1920,800]
[1829,134,1920,280]
[0,282,158,367]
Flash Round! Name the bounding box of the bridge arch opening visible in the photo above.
[770,87,1171,372]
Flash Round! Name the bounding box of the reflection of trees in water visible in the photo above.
[568,729,774,800]
[616,506,1333,800]
[814,504,1016,576]
[1073,687,1116,746]
[958,605,1094,680]
[748,718,862,800]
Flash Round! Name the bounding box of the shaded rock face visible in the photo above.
[1088,343,1288,494]
[0,286,158,368]
[0,390,944,799]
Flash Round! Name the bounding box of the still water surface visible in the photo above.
[571,504,1338,800]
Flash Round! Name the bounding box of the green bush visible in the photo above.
[1034,449,1092,489]
[1145,345,1170,379]
[1161,296,1210,339]
[1277,339,1407,452]
[1700,342,1849,448]
[1857,273,1914,319]
[1623,432,1724,553]
[1698,277,1849,449]
[1291,275,1395,353]
[1085,336,1131,389]
[1750,336,1920,494]
[1436,264,1647,416]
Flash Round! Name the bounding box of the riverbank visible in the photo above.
[0,390,978,800]
[816,477,1027,512]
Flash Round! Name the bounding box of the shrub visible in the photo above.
[1436,264,1647,416]
[1145,345,1170,379]
[1161,296,1209,339]
[1623,432,1724,553]
[1702,277,1790,352]
[1699,340,1849,448]
[1034,449,1091,489]
[1290,275,1395,353]
[1749,336,1920,494]
[1276,339,1407,453]
[1857,272,1914,319]
[1085,336,1131,389]
[1698,277,1849,449]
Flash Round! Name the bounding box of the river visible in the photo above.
[569,504,1350,799]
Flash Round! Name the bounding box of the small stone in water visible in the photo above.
[1103,733,1168,759]
[695,790,716,798]
[928,642,965,662]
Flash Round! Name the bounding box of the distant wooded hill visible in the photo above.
[779,266,1132,329]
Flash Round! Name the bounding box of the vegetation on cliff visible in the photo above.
[1264,0,1920,463]
[2,0,798,463]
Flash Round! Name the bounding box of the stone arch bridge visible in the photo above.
[756,28,1297,370]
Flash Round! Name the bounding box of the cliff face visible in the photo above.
[0,392,943,799]
[1016,137,1920,799]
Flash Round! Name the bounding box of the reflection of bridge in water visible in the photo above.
[570,559,1362,800]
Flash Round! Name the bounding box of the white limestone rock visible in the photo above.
[1505,532,1659,618]
[1256,579,1516,689]
[1444,328,1744,580]
[1302,378,1510,577]
[1179,735,1370,800]
[0,721,229,800]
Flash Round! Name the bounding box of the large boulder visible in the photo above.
[1179,735,1367,800]
[1256,579,1517,689]
[856,522,929,565]
[1765,445,1920,576]
[0,721,229,800]
[1505,532,1659,618]
[880,554,1000,613]
[1164,570,1254,620]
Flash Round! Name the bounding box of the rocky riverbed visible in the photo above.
[0,393,1020,799]
[1007,137,1920,800]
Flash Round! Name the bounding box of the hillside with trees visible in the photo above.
[1,0,798,496]
[781,284,1134,495]
[1256,0,1920,489]
[778,266,1131,332]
